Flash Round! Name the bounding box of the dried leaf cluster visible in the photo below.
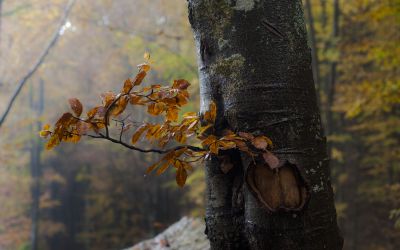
[40,55,277,187]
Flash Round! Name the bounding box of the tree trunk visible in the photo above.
[187,0,343,249]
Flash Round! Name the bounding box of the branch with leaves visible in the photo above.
[40,54,278,187]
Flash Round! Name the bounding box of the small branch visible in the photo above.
[83,132,204,154]
[0,0,77,128]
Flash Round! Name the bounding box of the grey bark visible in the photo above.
[187,0,343,249]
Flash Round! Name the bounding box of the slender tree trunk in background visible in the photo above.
[325,0,339,140]
[29,80,44,250]
[305,0,321,97]
[188,0,343,249]
[320,0,327,29]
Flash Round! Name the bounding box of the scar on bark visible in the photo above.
[246,160,309,212]
[261,19,284,39]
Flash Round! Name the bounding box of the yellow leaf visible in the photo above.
[43,124,51,130]
[39,130,51,138]
[144,52,151,61]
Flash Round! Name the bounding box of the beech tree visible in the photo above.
[40,0,343,249]
[187,0,343,249]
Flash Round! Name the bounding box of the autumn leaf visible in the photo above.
[133,71,147,86]
[166,106,179,122]
[176,165,188,187]
[144,52,151,61]
[252,136,272,150]
[39,130,51,138]
[263,151,280,169]
[122,79,133,94]
[204,102,217,123]
[101,92,116,107]
[46,135,60,150]
[146,162,159,174]
[131,124,149,144]
[68,98,83,117]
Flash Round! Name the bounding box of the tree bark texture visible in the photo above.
[187,0,343,249]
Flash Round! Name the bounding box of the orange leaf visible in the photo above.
[133,71,147,86]
[209,142,219,155]
[101,92,116,107]
[156,160,171,175]
[204,102,217,123]
[176,166,187,187]
[68,98,83,117]
[131,124,149,144]
[45,135,60,150]
[166,106,179,122]
[147,102,165,116]
[146,162,159,174]
[138,63,151,73]
[129,95,145,105]
[172,79,190,90]
[86,107,99,119]
[122,79,133,94]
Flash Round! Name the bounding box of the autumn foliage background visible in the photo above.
[0,0,399,250]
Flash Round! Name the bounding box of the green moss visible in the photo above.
[211,53,245,80]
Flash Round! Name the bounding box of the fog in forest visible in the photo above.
[0,0,398,250]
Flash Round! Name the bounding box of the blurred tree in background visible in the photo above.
[0,0,399,249]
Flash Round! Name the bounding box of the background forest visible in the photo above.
[0,0,399,250]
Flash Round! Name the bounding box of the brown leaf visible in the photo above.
[204,102,216,123]
[146,162,159,174]
[166,106,179,122]
[68,98,83,117]
[101,92,116,107]
[176,166,187,187]
[156,160,170,175]
[262,151,280,169]
[122,79,133,94]
[133,71,147,86]
[238,132,254,140]
[131,124,149,144]
[173,79,190,90]
[252,136,271,150]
